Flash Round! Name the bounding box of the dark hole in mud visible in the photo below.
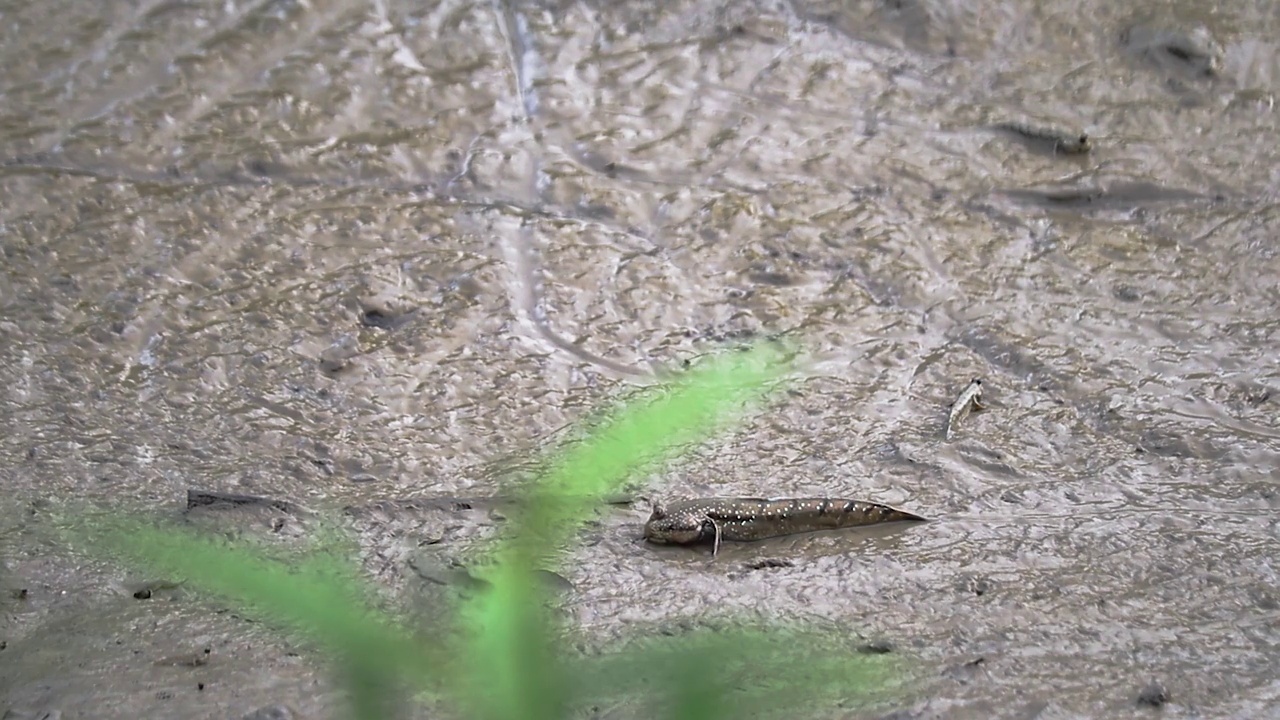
[359,309,399,329]
[245,159,272,177]
[1138,682,1170,707]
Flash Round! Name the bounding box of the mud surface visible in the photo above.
[1,0,1278,718]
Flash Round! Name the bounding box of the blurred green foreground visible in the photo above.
[74,342,905,719]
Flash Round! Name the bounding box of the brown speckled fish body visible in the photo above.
[643,497,926,554]
[991,122,1092,154]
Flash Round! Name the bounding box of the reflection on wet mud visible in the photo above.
[998,180,1218,211]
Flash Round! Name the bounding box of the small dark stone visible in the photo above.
[1137,682,1169,706]
[1113,285,1142,302]
[967,577,992,596]
[197,683,205,691]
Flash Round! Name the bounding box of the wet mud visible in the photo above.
[2,0,1279,718]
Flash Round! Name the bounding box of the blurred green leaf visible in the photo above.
[462,342,794,719]
[71,339,906,720]
[511,340,793,553]
[567,623,899,720]
[74,515,447,719]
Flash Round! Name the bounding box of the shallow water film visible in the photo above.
[2,0,1278,718]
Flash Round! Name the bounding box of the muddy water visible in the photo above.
[1,0,1278,717]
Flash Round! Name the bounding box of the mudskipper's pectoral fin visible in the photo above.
[711,519,722,558]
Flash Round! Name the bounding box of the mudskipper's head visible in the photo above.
[643,504,712,545]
